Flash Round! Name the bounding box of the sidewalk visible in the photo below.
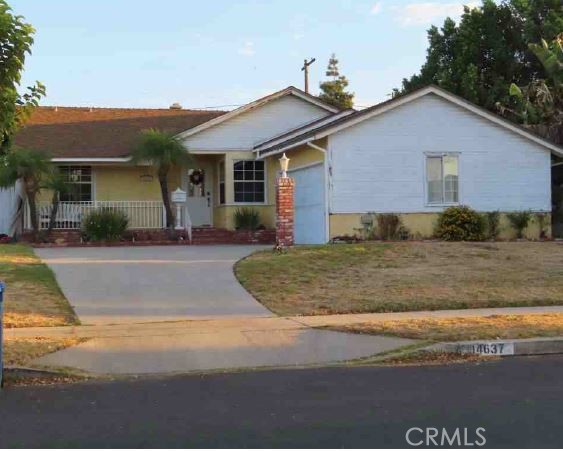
[5,305,562,375]
[6,305,563,339]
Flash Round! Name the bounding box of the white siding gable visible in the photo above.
[182,94,330,151]
[329,93,551,213]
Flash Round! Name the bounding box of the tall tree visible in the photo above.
[0,147,50,239]
[0,0,45,154]
[132,129,193,232]
[318,54,354,109]
[395,0,562,114]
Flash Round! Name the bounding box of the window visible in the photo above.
[233,160,265,203]
[58,166,93,202]
[218,161,225,205]
[426,155,458,204]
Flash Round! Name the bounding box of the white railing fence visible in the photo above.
[24,201,166,230]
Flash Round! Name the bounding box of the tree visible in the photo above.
[497,34,563,143]
[395,0,562,113]
[0,0,46,154]
[318,54,354,109]
[0,147,50,239]
[132,129,192,232]
[43,167,68,232]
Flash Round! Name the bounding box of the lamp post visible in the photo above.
[279,153,290,178]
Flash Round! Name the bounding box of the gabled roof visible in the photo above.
[254,108,355,151]
[14,107,225,160]
[256,85,563,158]
[176,86,340,140]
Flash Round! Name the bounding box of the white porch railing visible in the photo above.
[24,201,166,230]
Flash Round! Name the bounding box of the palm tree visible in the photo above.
[132,129,192,231]
[0,147,50,239]
[43,167,68,232]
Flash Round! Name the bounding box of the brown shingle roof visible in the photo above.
[14,106,225,158]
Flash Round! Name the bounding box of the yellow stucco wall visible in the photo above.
[330,212,552,240]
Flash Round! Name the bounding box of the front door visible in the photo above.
[184,165,213,227]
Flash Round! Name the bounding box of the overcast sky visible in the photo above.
[13,0,479,110]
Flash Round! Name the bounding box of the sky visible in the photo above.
[13,0,479,110]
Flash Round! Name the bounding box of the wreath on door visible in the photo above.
[189,169,204,186]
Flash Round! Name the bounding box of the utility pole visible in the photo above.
[301,58,316,93]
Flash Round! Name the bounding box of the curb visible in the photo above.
[425,337,563,357]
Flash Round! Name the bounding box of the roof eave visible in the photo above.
[257,85,563,158]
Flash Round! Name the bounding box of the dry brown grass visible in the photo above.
[0,244,78,328]
[337,314,563,342]
[235,242,563,316]
[3,337,85,367]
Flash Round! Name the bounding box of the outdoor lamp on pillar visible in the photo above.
[279,153,290,178]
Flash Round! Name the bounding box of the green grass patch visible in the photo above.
[0,244,78,328]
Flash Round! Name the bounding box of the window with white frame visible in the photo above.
[233,160,265,203]
[58,166,93,202]
[426,154,458,204]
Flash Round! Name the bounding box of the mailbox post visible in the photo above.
[0,282,4,388]
[171,188,187,231]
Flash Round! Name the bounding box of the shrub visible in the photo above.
[485,211,501,240]
[535,213,549,239]
[435,205,485,241]
[506,211,532,239]
[376,213,402,240]
[82,208,129,241]
[234,208,260,231]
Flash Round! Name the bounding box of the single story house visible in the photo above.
[15,85,563,243]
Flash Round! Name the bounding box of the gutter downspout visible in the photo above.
[306,141,331,243]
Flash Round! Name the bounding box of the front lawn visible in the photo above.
[4,337,84,367]
[0,244,78,328]
[335,314,563,342]
[235,242,563,316]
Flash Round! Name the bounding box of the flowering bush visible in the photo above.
[435,205,486,241]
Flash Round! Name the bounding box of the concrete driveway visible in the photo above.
[36,245,272,325]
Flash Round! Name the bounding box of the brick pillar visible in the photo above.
[276,176,295,247]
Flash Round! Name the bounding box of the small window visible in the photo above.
[58,166,93,202]
[426,155,458,204]
[233,160,265,203]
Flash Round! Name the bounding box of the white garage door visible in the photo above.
[290,163,326,244]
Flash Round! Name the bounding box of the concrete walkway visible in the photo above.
[15,316,413,374]
[36,245,272,325]
[8,305,562,375]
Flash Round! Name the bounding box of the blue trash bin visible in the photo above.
[0,281,4,388]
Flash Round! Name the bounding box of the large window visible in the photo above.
[234,160,265,203]
[426,154,458,204]
[58,166,93,202]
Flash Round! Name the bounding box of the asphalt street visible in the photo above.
[0,355,562,448]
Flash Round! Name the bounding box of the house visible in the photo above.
[14,85,563,243]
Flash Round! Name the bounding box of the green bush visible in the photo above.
[485,211,501,240]
[435,205,485,241]
[376,213,402,240]
[82,208,129,241]
[234,208,260,231]
[535,213,548,239]
[506,211,532,239]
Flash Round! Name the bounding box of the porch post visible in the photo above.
[275,176,295,247]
